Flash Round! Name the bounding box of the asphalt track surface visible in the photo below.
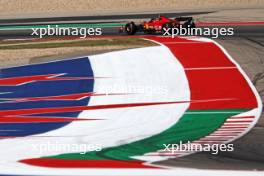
[0,11,213,25]
[0,12,263,173]
[0,24,263,41]
[0,11,263,39]
[0,11,212,39]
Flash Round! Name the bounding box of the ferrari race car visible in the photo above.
[119,15,196,35]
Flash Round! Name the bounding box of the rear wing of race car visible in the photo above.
[175,17,194,22]
[174,17,195,27]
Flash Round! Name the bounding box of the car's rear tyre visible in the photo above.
[190,21,196,28]
[125,22,137,35]
[182,21,196,28]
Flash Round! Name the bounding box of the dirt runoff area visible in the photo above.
[0,0,263,19]
[0,37,155,68]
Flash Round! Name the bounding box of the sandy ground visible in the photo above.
[0,0,263,19]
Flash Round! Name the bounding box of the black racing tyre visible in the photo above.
[125,22,137,35]
[182,21,196,28]
[189,21,196,28]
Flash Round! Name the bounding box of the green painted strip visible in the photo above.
[45,109,248,161]
[0,23,123,30]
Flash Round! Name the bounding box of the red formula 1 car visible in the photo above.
[119,15,196,35]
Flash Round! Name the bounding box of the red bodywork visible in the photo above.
[142,16,179,32]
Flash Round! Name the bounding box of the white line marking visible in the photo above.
[185,67,237,70]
